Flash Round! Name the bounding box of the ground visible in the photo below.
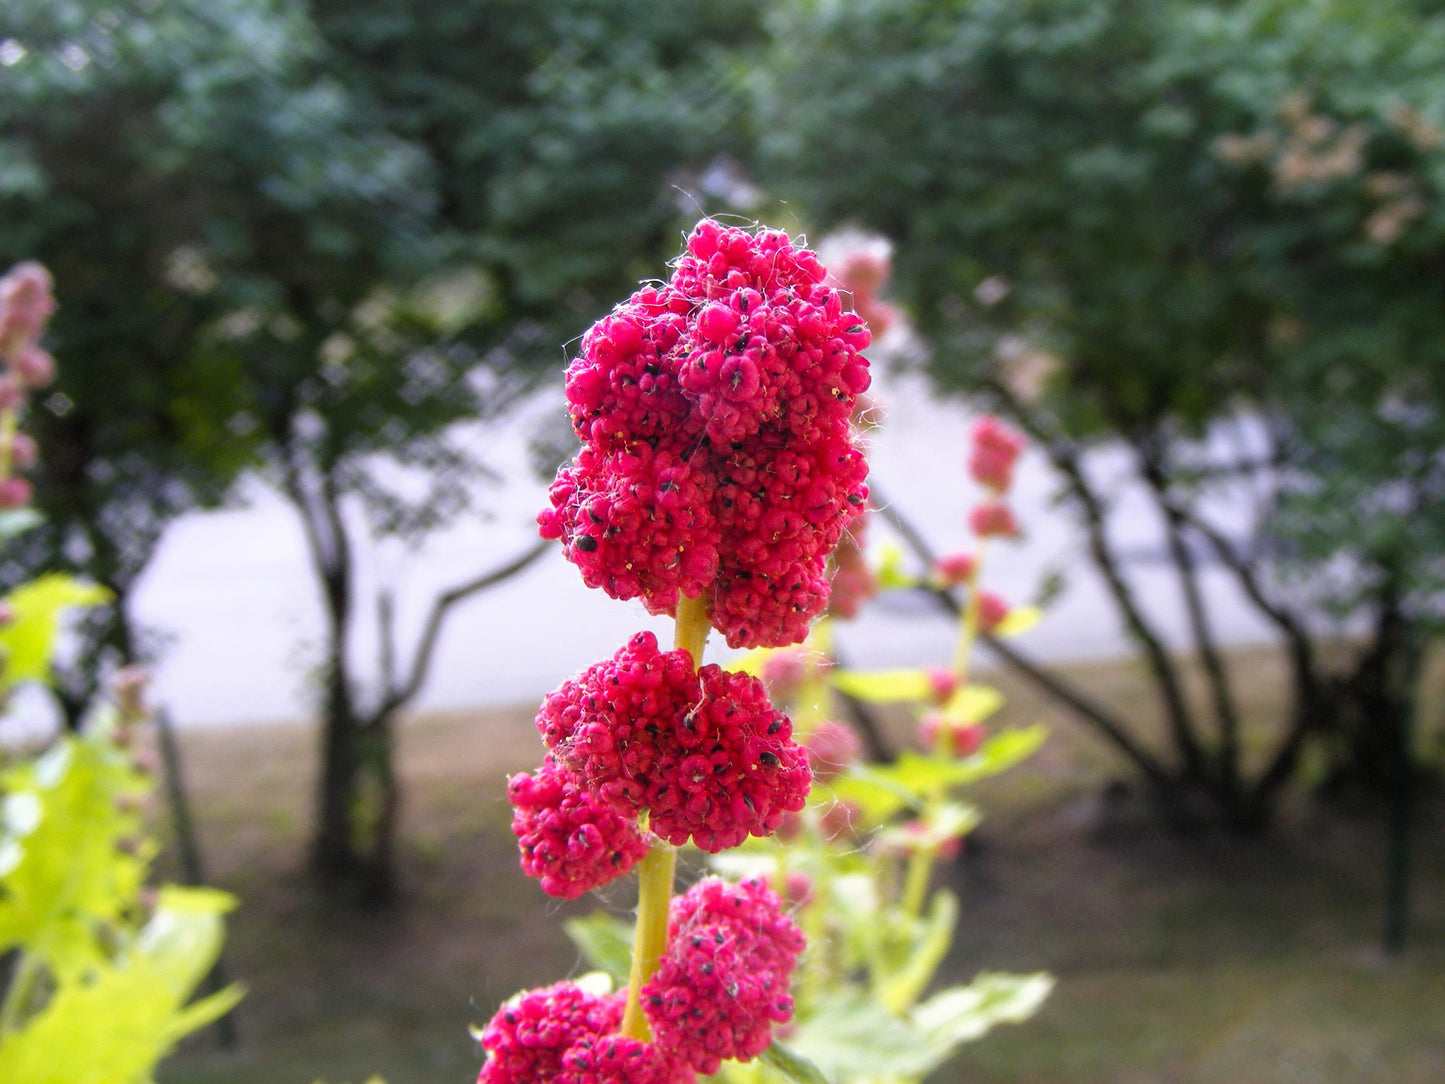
[155,651,1445,1084]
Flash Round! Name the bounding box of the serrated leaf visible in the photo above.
[912,971,1054,1050]
[0,574,111,687]
[787,990,940,1078]
[992,605,1042,638]
[938,683,1004,724]
[828,668,934,703]
[0,951,242,1084]
[562,912,634,984]
[0,732,148,974]
[758,1040,832,1084]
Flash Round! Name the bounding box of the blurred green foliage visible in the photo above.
[761,0,1445,812]
[0,0,766,718]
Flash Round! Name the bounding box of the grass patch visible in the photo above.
[155,652,1445,1084]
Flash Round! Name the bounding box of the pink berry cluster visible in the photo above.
[642,877,806,1074]
[933,415,1028,630]
[827,240,899,340]
[0,262,58,509]
[506,755,652,900]
[538,219,872,650]
[533,631,811,855]
[478,878,804,1084]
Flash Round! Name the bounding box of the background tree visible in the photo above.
[2,0,771,900]
[759,0,1445,828]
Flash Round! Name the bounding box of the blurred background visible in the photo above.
[1,1,1443,1081]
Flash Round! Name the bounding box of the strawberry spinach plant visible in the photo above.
[0,262,240,1084]
[478,224,1048,1084]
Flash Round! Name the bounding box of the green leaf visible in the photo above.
[787,990,940,1079]
[758,1040,832,1084]
[562,912,634,985]
[0,732,148,974]
[828,765,921,823]
[938,683,1004,724]
[962,726,1048,783]
[0,948,242,1084]
[874,542,917,589]
[992,605,1042,638]
[828,668,934,704]
[912,972,1054,1051]
[0,575,111,687]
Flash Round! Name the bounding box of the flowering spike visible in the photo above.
[540,219,872,648]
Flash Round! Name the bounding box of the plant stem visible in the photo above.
[947,539,989,688]
[619,593,709,1041]
[900,844,935,920]
[905,544,991,920]
[0,406,17,480]
[620,839,678,1041]
[674,592,711,666]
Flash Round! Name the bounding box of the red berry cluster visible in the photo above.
[478,879,805,1084]
[538,219,872,649]
[486,222,869,1083]
[955,415,1029,622]
[642,877,806,1074]
[968,415,1025,494]
[507,755,652,900]
[535,631,811,855]
[477,981,690,1084]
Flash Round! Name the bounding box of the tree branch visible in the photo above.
[376,538,552,719]
[1046,440,1209,783]
[1132,433,1242,795]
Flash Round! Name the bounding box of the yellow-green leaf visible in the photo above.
[939,683,1004,724]
[829,668,934,703]
[992,605,1041,638]
[0,575,111,687]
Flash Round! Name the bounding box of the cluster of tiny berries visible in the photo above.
[539,219,872,650]
[533,630,811,855]
[487,222,873,1083]
[0,263,58,509]
[478,879,803,1084]
[642,877,806,1074]
[933,415,1028,629]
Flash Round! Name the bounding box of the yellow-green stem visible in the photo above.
[948,538,990,683]
[900,843,936,920]
[674,592,711,665]
[0,407,17,481]
[619,593,709,1041]
[620,840,678,1041]
[908,543,993,918]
